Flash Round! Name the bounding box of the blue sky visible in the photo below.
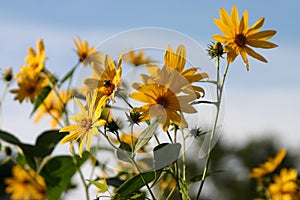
[1,1,300,149]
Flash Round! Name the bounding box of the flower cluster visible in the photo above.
[0,5,286,200]
[250,149,300,199]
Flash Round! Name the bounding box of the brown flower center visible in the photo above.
[27,86,36,94]
[101,80,115,96]
[80,118,93,131]
[156,96,169,108]
[234,33,247,47]
[80,52,88,62]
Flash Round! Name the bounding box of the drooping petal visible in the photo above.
[60,130,79,144]
[240,50,249,70]
[245,46,268,63]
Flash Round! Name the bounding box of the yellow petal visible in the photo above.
[247,17,265,35]
[219,8,235,32]
[245,46,268,63]
[231,5,239,33]
[130,91,156,104]
[86,133,92,152]
[247,40,278,49]
[74,97,86,115]
[176,45,186,72]
[240,50,249,70]
[83,78,99,90]
[213,19,234,37]
[212,34,231,44]
[60,131,79,144]
[247,30,277,40]
[60,124,77,132]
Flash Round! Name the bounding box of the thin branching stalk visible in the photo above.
[72,147,90,200]
[196,57,230,199]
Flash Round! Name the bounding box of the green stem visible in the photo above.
[166,131,173,144]
[0,82,9,128]
[72,147,90,200]
[196,59,230,200]
[181,128,186,182]
[99,129,156,200]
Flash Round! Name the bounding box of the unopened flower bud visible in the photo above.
[207,42,224,59]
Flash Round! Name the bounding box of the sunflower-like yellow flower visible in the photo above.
[130,67,197,131]
[34,89,73,128]
[124,50,155,66]
[164,45,209,98]
[5,165,47,200]
[269,168,299,200]
[60,90,107,157]
[10,67,48,103]
[212,5,278,70]
[84,55,122,103]
[25,39,47,72]
[73,36,103,66]
[250,149,286,179]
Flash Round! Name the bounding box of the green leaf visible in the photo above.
[0,129,68,170]
[106,177,124,188]
[114,170,161,198]
[35,130,68,157]
[0,129,22,145]
[116,142,133,163]
[133,121,159,153]
[59,66,76,86]
[42,153,90,200]
[153,143,181,170]
[87,179,108,193]
[189,170,224,184]
[30,86,52,116]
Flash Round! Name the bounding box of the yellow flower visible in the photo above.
[212,5,278,70]
[250,149,286,179]
[60,90,107,157]
[5,165,47,200]
[10,67,48,103]
[25,39,47,72]
[164,45,209,98]
[84,54,122,103]
[130,67,197,131]
[34,89,73,128]
[124,50,155,66]
[269,168,299,200]
[73,36,103,66]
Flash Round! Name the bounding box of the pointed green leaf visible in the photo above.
[42,152,90,200]
[153,143,181,170]
[30,86,52,116]
[189,170,224,184]
[59,66,76,86]
[87,179,108,193]
[114,170,161,198]
[117,142,133,163]
[134,121,159,153]
[0,129,21,145]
